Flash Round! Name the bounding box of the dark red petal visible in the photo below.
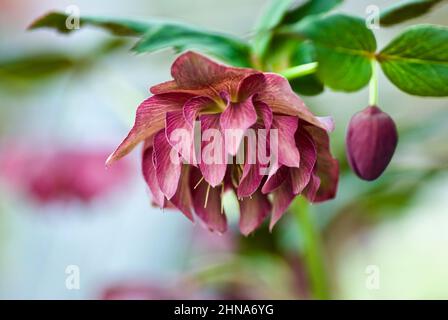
[153,130,182,200]
[165,111,196,165]
[346,106,398,181]
[303,172,321,203]
[199,114,227,187]
[237,73,266,101]
[290,128,317,195]
[170,165,194,221]
[270,178,295,231]
[254,101,273,130]
[107,93,193,165]
[190,167,227,233]
[261,166,289,194]
[239,190,271,236]
[305,125,339,202]
[220,99,257,156]
[152,51,256,98]
[142,144,165,207]
[272,115,301,169]
[257,74,333,132]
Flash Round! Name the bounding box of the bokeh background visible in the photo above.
[0,0,447,299]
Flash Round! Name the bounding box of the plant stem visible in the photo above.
[291,197,330,300]
[279,62,318,80]
[369,60,379,106]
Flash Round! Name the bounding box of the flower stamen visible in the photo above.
[204,183,211,208]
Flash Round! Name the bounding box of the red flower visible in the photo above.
[0,145,131,203]
[108,51,338,234]
[346,106,398,180]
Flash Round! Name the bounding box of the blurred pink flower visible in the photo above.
[108,51,338,235]
[0,144,131,203]
[101,282,184,300]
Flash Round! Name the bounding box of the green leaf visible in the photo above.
[0,53,74,79]
[287,14,376,92]
[380,0,444,27]
[252,0,295,59]
[29,11,152,36]
[133,23,252,67]
[289,41,324,96]
[29,11,252,67]
[282,0,343,25]
[378,24,448,96]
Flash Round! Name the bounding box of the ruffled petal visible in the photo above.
[153,130,182,200]
[170,165,194,221]
[237,73,266,101]
[303,172,321,203]
[272,115,301,169]
[199,114,227,187]
[165,111,196,165]
[107,93,193,165]
[151,51,255,98]
[304,125,339,202]
[261,166,289,194]
[141,145,165,207]
[183,96,217,126]
[190,167,227,233]
[270,178,295,231]
[254,101,273,130]
[290,128,317,195]
[220,98,257,156]
[257,73,332,132]
[239,190,271,236]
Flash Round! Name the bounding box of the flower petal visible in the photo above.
[305,125,339,202]
[165,111,196,165]
[290,128,317,195]
[153,130,182,199]
[261,166,289,194]
[257,73,330,132]
[254,101,273,130]
[107,93,193,165]
[199,114,227,187]
[152,51,255,98]
[220,98,257,156]
[270,179,295,231]
[237,162,263,198]
[239,190,271,236]
[272,115,301,168]
[303,172,321,203]
[237,73,266,101]
[190,167,227,233]
[141,144,165,207]
[170,165,194,221]
[183,96,217,126]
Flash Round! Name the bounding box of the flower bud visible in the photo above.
[346,106,398,181]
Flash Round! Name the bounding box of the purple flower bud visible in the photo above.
[346,106,398,181]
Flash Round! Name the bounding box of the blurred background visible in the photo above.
[0,0,447,299]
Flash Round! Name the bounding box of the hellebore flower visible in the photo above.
[0,145,131,203]
[346,105,398,181]
[107,51,338,235]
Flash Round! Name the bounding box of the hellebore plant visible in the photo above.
[29,0,448,299]
[106,51,338,235]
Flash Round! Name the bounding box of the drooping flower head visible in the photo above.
[346,105,398,181]
[107,51,338,235]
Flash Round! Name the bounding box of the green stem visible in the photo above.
[291,197,330,300]
[279,62,318,80]
[369,60,379,106]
